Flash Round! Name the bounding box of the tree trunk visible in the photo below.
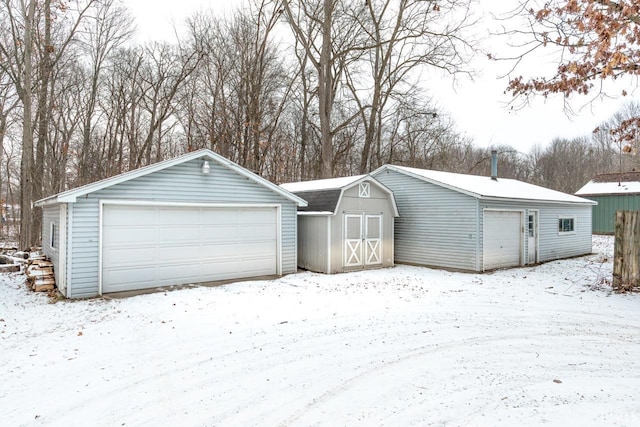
[19,0,37,250]
[318,0,334,178]
[613,210,640,292]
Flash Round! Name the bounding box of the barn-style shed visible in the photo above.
[575,172,640,234]
[371,164,596,272]
[35,149,307,298]
[280,175,398,274]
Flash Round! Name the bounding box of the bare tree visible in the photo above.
[345,0,474,173]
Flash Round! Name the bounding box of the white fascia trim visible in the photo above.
[479,195,597,206]
[298,211,333,216]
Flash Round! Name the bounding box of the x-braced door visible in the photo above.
[365,214,382,265]
[344,214,363,267]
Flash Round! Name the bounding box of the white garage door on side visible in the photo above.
[101,204,278,293]
[483,210,522,271]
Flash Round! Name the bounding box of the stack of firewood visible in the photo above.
[25,257,56,292]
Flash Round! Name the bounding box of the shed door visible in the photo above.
[483,210,522,270]
[365,214,382,265]
[344,214,363,267]
[102,204,278,294]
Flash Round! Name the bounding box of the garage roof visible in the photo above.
[35,149,308,207]
[576,172,640,196]
[373,165,596,205]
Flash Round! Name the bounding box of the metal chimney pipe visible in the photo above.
[490,150,498,181]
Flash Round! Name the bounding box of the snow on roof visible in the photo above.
[576,180,640,196]
[379,165,595,205]
[280,175,366,192]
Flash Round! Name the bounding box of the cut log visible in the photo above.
[33,277,56,286]
[34,260,53,268]
[34,284,55,292]
[27,268,53,277]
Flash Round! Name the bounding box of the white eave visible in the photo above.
[35,149,307,208]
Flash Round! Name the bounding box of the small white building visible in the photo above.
[281,175,398,274]
[35,149,307,298]
[371,164,596,272]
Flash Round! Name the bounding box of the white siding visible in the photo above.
[373,169,479,271]
[67,158,298,298]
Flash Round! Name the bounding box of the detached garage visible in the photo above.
[36,149,306,298]
[371,164,596,272]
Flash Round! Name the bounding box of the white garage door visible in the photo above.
[102,204,278,293]
[483,210,522,270]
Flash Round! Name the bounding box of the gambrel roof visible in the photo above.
[280,174,399,215]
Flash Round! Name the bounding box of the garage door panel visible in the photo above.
[160,226,201,242]
[201,209,238,222]
[201,225,239,240]
[157,208,200,224]
[239,209,275,223]
[484,211,521,270]
[157,263,201,281]
[237,225,277,239]
[104,247,157,265]
[156,244,201,261]
[104,266,158,288]
[103,227,156,245]
[104,206,155,226]
[102,205,278,293]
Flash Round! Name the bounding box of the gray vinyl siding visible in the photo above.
[298,215,330,273]
[41,205,62,285]
[479,200,592,266]
[373,169,478,271]
[67,158,298,298]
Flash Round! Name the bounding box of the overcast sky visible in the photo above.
[127,0,636,154]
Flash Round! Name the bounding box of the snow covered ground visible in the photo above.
[1,236,639,426]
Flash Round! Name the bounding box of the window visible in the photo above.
[358,182,370,198]
[558,217,575,234]
[529,214,537,237]
[50,222,57,249]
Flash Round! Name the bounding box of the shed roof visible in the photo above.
[576,172,640,196]
[280,174,399,215]
[35,149,307,207]
[294,189,342,213]
[373,165,596,205]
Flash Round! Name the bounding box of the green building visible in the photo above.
[576,172,640,234]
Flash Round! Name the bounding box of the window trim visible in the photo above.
[358,182,370,198]
[558,216,576,235]
[50,221,57,250]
